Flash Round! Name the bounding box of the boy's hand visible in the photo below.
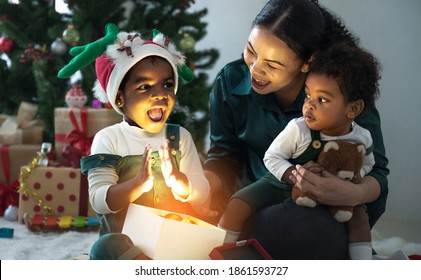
[135,144,154,194]
[159,140,190,198]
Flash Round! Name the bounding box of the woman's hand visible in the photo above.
[159,140,190,198]
[289,164,368,206]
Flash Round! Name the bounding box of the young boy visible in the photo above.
[58,23,213,259]
[219,42,381,260]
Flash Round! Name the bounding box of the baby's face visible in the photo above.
[118,57,176,133]
[303,73,353,136]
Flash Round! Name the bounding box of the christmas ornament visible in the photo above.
[50,37,68,56]
[62,24,80,45]
[179,33,195,53]
[92,99,102,109]
[37,142,52,167]
[65,84,87,108]
[4,205,18,221]
[179,0,195,10]
[0,36,14,53]
[19,44,54,64]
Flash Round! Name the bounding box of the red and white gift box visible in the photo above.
[54,107,121,163]
[18,166,96,223]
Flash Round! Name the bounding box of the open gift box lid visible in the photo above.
[209,239,272,260]
[122,204,226,260]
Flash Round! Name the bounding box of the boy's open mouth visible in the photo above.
[147,108,164,122]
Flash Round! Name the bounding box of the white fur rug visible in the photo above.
[1,216,420,260]
[0,216,97,260]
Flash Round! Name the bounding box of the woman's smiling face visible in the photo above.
[243,27,307,95]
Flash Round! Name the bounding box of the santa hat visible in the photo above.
[58,23,193,114]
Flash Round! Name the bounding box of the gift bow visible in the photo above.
[0,102,44,144]
[0,145,19,216]
[63,108,93,159]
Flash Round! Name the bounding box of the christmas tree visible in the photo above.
[0,0,218,154]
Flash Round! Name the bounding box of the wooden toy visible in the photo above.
[23,213,99,233]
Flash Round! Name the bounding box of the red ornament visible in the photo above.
[0,36,14,53]
[65,84,87,108]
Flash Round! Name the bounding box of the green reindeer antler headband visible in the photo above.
[57,23,194,114]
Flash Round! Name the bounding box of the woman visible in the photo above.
[204,0,389,259]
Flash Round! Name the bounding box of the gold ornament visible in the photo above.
[62,24,80,45]
[179,33,195,53]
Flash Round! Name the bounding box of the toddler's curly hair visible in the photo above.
[309,42,381,110]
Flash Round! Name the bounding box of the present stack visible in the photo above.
[15,103,122,223]
[0,102,44,217]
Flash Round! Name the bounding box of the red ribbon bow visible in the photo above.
[64,108,93,156]
[61,108,93,167]
[0,145,19,216]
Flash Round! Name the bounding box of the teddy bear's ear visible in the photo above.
[357,144,366,156]
[323,141,339,152]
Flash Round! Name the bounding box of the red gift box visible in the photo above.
[18,166,96,223]
[209,239,272,260]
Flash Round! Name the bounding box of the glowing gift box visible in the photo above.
[122,204,226,260]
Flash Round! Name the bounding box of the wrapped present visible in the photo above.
[0,144,39,216]
[209,239,273,260]
[54,107,121,164]
[18,165,96,223]
[122,204,226,260]
[0,102,44,145]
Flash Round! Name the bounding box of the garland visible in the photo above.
[18,153,52,216]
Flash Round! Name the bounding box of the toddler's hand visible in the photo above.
[135,144,154,194]
[159,140,190,198]
[302,160,324,176]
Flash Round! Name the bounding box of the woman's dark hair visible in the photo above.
[252,0,358,61]
[309,42,381,110]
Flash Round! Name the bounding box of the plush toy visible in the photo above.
[291,140,365,222]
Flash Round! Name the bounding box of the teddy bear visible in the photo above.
[291,140,366,222]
